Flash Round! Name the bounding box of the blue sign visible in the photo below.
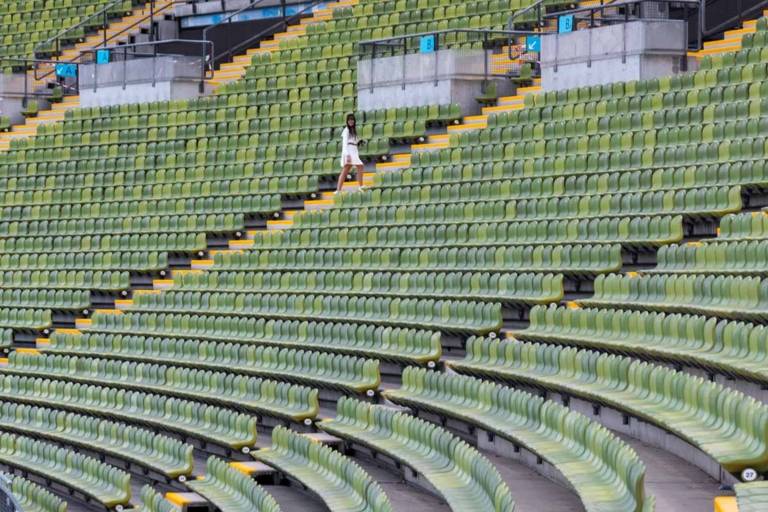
[96,49,110,64]
[525,35,541,52]
[55,63,77,78]
[558,15,575,34]
[420,35,435,53]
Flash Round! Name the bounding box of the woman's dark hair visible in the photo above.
[345,113,357,138]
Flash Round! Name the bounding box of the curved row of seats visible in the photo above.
[0,402,193,478]
[134,485,180,512]
[174,270,564,304]
[518,304,768,382]
[582,273,768,321]
[0,373,259,450]
[319,397,515,511]
[210,244,624,276]
[17,343,377,393]
[127,291,503,334]
[186,457,280,512]
[450,337,768,474]
[0,432,131,508]
[384,368,651,512]
[250,216,685,249]
[5,473,66,512]
[52,320,442,364]
[4,351,320,421]
[253,426,392,511]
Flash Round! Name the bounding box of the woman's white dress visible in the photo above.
[341,126,363,166]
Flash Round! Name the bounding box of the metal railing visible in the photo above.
[0,58,80,106]
[702,0,768,37]
[508,0,548,31]
[545,0,703,49]
[200,0,327,89]
[80,39,213,92]
[359,29,539,93]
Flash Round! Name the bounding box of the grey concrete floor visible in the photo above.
[619,435,722,512]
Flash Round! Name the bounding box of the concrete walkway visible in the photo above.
[620,435,722,511]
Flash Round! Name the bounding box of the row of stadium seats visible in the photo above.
[0,373,260,450]
[186,456,280,512]
[252,426,392,511]
[385,368,651,512]
[54,317,441,363]
[320,397,515,511]
[5,350,320,421]
[0,432,131,508]
[209,244,624,276]
[126,290,503,333]
[5,473,66,512]
[0,401,194,478]
[519,304,768,382]
[451,337,768,474]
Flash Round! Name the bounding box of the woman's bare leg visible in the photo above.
[356,164,365,187]
[337,164,352,191]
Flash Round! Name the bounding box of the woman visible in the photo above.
[337,113,365,192]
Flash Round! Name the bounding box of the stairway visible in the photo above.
[688,11,768,59]
[206,0,359,90]
[0,0,175,151]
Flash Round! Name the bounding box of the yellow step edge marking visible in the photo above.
[0,358,8,365]
[230,240,255,248]
[16,348,41,355]
[133,289,161,295]
[166,493,196,506]
[686,242,703,247]
[626,271,639,278]
[191,259,214,266]
[76,319,93,326]
[464,115,488,122]
[713,496,737,512]
[35,338,50,345]
[153,279,174,286]
[94,309,122,314]
[55,328,82,335]
[114,299,134,305]
[566,302,581,310]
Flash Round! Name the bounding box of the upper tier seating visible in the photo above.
[0,0,135,66]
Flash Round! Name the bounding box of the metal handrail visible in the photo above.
[359,29,539,91]
[79,39,214,92]
[508,0,547,31]
[0,58,79,105]
[543,0,701,19]
[702,0,768,36]
[200,0,327,88]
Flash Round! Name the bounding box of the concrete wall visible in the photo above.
[541,20,692,91]
[79,55,210,107]
[0,74,50,124]
[358,49,514,114]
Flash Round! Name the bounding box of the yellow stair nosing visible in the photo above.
[16,348,41,355]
